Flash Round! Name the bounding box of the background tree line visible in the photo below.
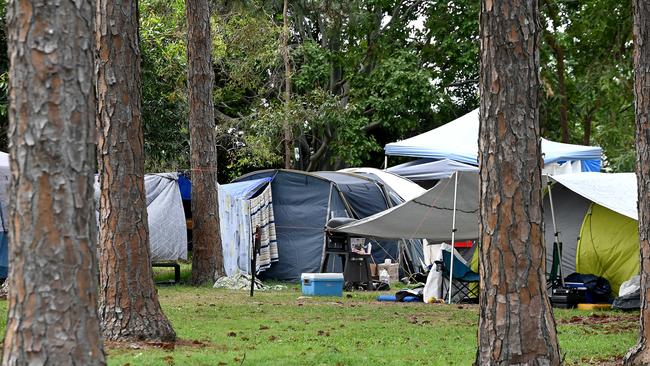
[0,0,636,178]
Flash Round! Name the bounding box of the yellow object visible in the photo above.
[577,303,612,311]
[576,203,639,295]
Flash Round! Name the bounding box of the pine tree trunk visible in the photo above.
[96,0,176,342]
[186,0,224,284]
[476,0,561,364]
[2,0,106,364]
[624,0,650,363]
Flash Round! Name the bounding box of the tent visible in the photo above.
[234,169,423,281]
[384,109,602,173]
[547,173,639,294]
[335,171,638,296]
[94,173,188,262]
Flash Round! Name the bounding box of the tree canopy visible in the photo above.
[0,0,635,179]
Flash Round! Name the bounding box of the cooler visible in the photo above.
[301,273,344,297]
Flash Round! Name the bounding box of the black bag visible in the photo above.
[564,273,612,303]
[612,289,641,311]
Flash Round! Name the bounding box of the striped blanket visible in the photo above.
[249,185,278,273]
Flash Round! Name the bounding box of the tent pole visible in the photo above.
[547,179,564,287]
[383,156,388,171]
[448,171,459,304]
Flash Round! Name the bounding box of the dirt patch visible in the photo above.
[559,313,637,334]
[105,338,215,352]
[559,313,637,326]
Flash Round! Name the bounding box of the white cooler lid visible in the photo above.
[301,273,344,280]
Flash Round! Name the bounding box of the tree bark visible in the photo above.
[282,0,293,169]
[3,0,106,364]
[96,0,176,342]
[476,0,561,365]
[186,0,224,284]
[624,0,650,363]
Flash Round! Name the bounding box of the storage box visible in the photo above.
[377,263,399,283]
[301,273,344,297]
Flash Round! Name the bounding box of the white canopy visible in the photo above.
[384,108,602,166]
[334,171,479,241]
[338,167,425,201]
[550,172,637,220]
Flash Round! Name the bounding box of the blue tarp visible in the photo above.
[385,109,602,166]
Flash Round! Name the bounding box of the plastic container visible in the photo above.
[301,273,344,297]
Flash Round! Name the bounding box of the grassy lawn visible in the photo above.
[0,266,638,365]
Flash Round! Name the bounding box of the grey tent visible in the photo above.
[542,183,591,278]
[234,169,423,281]
[94,172,188,262]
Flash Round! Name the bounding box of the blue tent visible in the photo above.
[384,109,602,171]
[235,170,423,281]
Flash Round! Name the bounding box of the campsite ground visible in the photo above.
[0,268,638,365]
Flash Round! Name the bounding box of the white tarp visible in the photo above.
[387,158,479,182]
[550,172,637,220]
[218,178,278,276]
[334,171,479,241]
[94,173,188,262]
[338,167,425,201]
[0,152,9,232]
[384,108,602,166]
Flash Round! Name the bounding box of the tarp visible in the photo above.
[0,152,9,278]
[550,172,637,220]
[218,178,273,276]
[387,159,479,182]
[94,173,188,262]
[338,167,426,201]
[576,203,639,295]
[334,171,479,242]
[384,108,602,167]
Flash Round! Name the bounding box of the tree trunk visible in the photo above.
[543,0,570,143]
[187,0,224,284]
[282,0,293,169]
[2,0,106,364]
[96,0,176,342]
[624,0,650,363]
[476,0,561,365]
[544,33,570,143]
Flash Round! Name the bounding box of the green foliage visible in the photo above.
[540,0,634,171]
[140,0,190,172]
[135,0,637,177]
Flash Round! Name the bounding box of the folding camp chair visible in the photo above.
[435,249,479,303]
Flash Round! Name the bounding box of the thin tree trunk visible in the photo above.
[282,0,293,169]
[476,0,561,365]
[543,0,570,143]
[187,0,224,284]
[544,33,570,143]
[3,0,106,364]
[96,0,176,342]
[624,0,650,363]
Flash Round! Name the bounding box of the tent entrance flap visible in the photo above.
[576,203,639,295]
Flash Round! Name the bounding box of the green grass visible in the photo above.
[0,281,638,365]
